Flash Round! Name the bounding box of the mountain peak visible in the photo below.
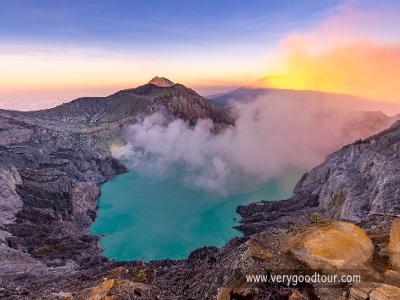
[148,76,175,87]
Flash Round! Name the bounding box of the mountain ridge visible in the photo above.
[7,80,233,128]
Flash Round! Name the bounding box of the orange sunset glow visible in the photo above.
[1,2,400,109]
[253,8,400,102]
[258,41,400,102]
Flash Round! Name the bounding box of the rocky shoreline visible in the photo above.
[1,81,400,299]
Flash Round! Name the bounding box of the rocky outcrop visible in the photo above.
[75,266,160,300]
[247,235,273,261]
[388,218,400,270]
[78,278,157,300]
[238,120,400,235]
[0,164,52,284]
[0,164,22,229]
[384,269,400,285]
[369,284,400,300]
[294,122,400,221]
[236,192,321,235]
[350,282,400,300]
[286,221,373,270]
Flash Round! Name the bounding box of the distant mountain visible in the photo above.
[210,87,268,105]
[210,87,400,115]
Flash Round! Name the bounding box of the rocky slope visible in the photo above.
[1,79,400,299]
[237,119,400,235]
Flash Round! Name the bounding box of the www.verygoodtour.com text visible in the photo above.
[246,272,361,286]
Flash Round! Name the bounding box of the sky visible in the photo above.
[1,0,400,110]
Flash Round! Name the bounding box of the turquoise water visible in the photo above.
[91,171,295,261]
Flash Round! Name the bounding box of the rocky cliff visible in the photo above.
[237,119,400,235]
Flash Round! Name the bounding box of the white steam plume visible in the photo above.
[113,91,395,193]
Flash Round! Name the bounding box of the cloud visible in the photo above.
[261,8,400,102]
[113,91,394,193]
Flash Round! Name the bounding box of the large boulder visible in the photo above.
[76,266,159,300]
[287,221,373,270]
[77,278,157,300]
[86,279,115,300]
[388,218,400,270]
[350,282,381,300]
[384,269,400,286]
[247,236,273,261]
[369,284,400,300]
[350,282,400,300]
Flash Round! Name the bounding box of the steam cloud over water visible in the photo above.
[113,92,395,193]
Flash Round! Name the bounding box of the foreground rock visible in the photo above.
[287,221,373,270]
[350,282,400,300]
[76,266,160,300]
[247,235,273,261]
[388,218,400,270]
[384,269,400,285]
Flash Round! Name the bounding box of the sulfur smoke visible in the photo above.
[112,91,395,193]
